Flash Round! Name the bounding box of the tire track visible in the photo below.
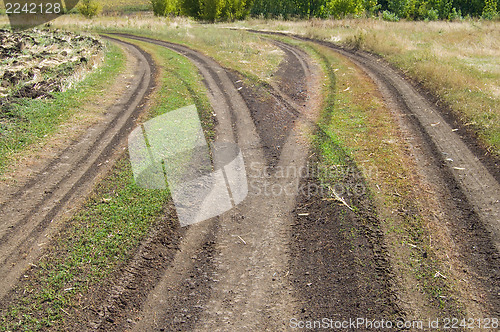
[102,34,323,331]
[248,30,500,315]
[0,38,156,300]
[250,29,500,253]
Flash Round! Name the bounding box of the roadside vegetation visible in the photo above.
[146,0,498,21]
[3,0,496,20]
[0,37,214,331]
[48,14,499,156]
[51,16,284,82]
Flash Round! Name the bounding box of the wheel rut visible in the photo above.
[98,33,324,331]
[0,38,156,300]
[248,29,500,315]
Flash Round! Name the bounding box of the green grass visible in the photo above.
[0,42,122,175]
[0,37,213,331]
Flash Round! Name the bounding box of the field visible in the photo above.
[0,8,499,332]
[96,0,151,12]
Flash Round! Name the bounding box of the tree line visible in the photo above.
[151,0,498,21]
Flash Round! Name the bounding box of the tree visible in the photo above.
[77,0,101,19]
[151,0,179,16]
[181,0,201,17]
[482,0,498,18]
[328,0,365,17]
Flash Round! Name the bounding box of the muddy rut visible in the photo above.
[78,33,403,331]
[87,33,322,331]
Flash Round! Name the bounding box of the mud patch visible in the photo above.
[229,71,297,168]
[226,41,308,169]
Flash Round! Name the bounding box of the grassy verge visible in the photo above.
[0,38,213,331]
[50,15,284,83]
[0,42,119,175]
[228,18,500,157]
[280,36,464,319]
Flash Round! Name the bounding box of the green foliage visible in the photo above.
[365,0,382,15]
[142,0,500,20]
[482,0,498,19]
[180,0,202,16]
[151,0,179,16]
[328,0,365,17]
[155,0,251,21]
[77,0,101,18]
[382,9,400,20]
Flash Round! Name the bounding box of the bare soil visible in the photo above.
[62,33,405,332]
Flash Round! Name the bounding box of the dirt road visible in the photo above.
[0,38,155,300]
[1,30,498,330]
[71,34,400,331]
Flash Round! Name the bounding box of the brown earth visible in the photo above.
[60,33,404,332]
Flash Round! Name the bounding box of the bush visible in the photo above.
[77,0,101,19]
[151,0,179,16]
[328,0,365,18]
[482,0,498,19]
[424,8,439,20]
[382,10,400,20]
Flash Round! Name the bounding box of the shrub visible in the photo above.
[328,0,365,18]
[151,0,179,16]
[482,0,498,19]
[382,10,400,20]
[77,0,101,19]
[424,8,439,20]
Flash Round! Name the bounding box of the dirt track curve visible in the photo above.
[0,38,156,300]
[250,31,500,253]
[0,30,498,330]
[71,33,401,331]
[89,33,322,331]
